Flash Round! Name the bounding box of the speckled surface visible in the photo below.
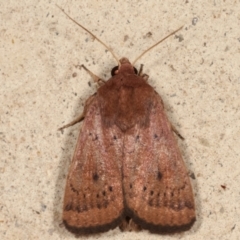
[1,0,240,239]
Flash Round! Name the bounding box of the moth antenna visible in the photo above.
[56,5,121,67]
[132,26,183,66]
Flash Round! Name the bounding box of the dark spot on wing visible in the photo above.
[148,199,153,206]
[70,183,79,195]
[82,205,88,212]
[185,201,194,209]
[157,171,163,180]
[76,205,81,213]
[92,173,99,181]
[103,200,108,208]
[170,201,185,211]
[65,202,73,211]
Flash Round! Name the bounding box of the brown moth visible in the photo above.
[58,6,196,235]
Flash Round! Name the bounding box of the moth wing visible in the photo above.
[62,97,124,234]
[123,94,195,232]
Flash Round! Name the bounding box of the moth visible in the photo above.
[58,6,196,234]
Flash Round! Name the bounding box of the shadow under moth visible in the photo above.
[58,6,196,235]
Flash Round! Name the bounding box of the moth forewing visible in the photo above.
[58,6,195,235]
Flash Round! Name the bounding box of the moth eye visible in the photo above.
[111,66,119,76]
[108,186,113,191]
[143,186,147,191]
[133,67,138,74]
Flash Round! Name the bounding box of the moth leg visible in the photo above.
[81,64,106,86]
[138,64,144,76]
[171,123,184,140]
[58,114,84,131]
[138,64,149,81]
[58,95,95,131]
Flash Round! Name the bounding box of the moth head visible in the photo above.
[111,58,138,76]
